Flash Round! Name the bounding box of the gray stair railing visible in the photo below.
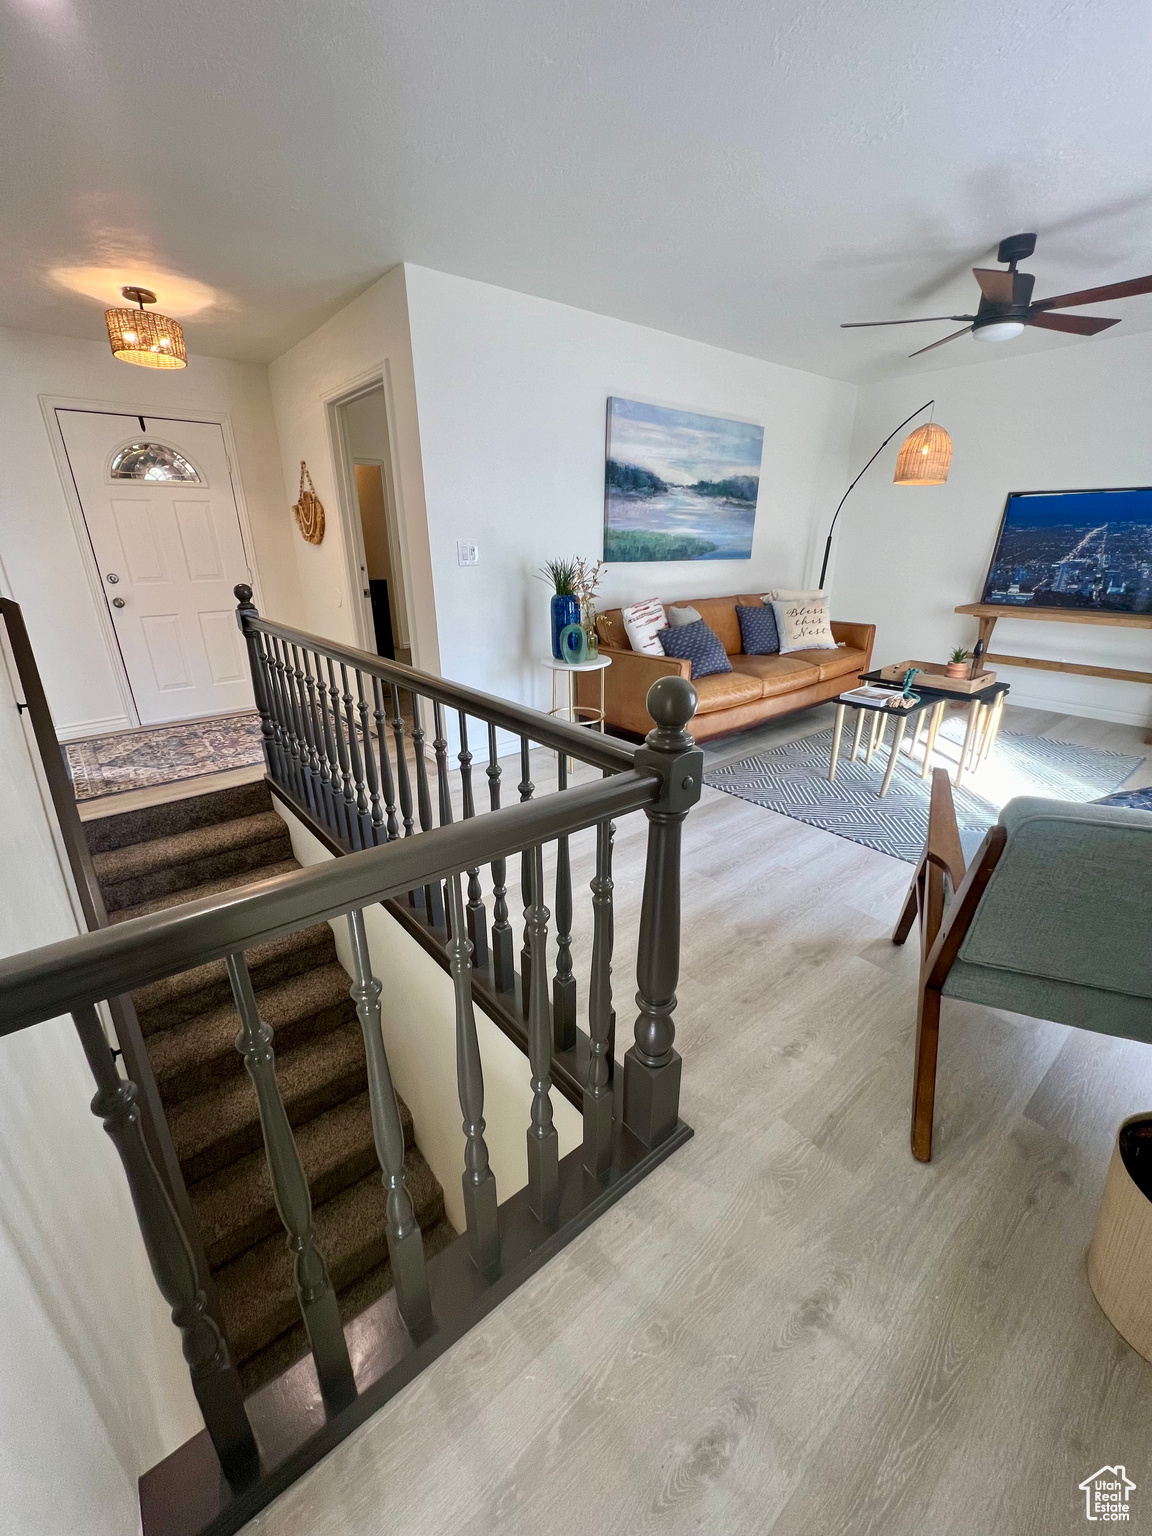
[3,592,700,1536]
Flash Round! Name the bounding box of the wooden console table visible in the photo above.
[955,602,1152,742]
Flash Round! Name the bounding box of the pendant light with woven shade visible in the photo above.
[105,287,187,369]
[894,421,952,485]
[817,400,952,588]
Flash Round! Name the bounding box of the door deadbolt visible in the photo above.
[105,572,119,584]
[111,597,126,608]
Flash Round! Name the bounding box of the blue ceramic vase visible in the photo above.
[550,594,580,659]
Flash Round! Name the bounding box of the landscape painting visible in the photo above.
[981,487,1152,613]
[604,396,763,562]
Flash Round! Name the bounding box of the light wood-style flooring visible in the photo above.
[238,703,1152,1536]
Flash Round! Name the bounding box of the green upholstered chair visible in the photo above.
[894,770,1152,1161]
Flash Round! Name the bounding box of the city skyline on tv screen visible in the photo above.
[981,487,1152,614]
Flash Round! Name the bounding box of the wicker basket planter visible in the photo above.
[1088,1113,1152,1362]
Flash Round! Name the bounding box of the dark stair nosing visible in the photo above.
[82,778,274,855]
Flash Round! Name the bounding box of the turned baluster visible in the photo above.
[268,638,303,802]
[371,677,400,840]
[552,751,576,1050]
[458,713,488,971]
[256,631,288,785]
[309,648,346,840]
[524,843,558,1225]
[72,1004,258,1478]
[341,663,374,848]
[278,638,310,807]
[624,678,701,1148]
[326,658,361,849]
[234,586,276,779]
[345,910,433,1332]
[433,703,453,934]
[487,723,515,992]
[411,696,444,927]
[584,817,615,1178]
[519,736,535,1020]
[390,683,419,907]
[226,953,355,1403]
[353,669,386,845]
[288,643,321,817]
[446,875,500,1278]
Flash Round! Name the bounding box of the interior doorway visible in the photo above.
[337,387,411,665]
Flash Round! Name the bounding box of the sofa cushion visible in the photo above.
[691,671,765,714]
[736,603,780,655]
[730,654,821,696]
[785,645,869,682]
[667,604,702,627]
[690,597,743,655]
[657,619,732,679]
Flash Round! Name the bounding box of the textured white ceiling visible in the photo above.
[2,0,1150,380]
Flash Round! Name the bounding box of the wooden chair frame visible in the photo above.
[893,769,1007,1161]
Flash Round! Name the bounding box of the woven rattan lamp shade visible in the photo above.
[893,422,951,484]
[105,288,187,369]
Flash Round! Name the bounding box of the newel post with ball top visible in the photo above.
[623,676,701,1148]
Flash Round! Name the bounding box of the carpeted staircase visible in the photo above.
[84,780,453,1392]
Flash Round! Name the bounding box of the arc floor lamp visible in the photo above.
[817,399,952,590]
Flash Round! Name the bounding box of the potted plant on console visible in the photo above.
[946,647,970,678]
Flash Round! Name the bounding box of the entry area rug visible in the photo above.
[704,716,1144,864]
[65,711,264,800]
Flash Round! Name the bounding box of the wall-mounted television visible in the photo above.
[981,487,1152,615]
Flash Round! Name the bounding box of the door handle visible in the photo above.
[111,597,126,609]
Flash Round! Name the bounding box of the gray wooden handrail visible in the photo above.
[236,591,637,775]
[0,768,661,1033]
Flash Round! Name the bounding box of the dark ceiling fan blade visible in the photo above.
[841,315,974,328]
[1032,274,1152,310]
[973,268,1016,303]
[908,325,974,358]
[1028,312,1121,335]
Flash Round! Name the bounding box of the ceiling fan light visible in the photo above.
[973,321,1025,344]
[894,422,952,485]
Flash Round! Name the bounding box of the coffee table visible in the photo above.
[829,690,943,798]
[857,670,1011,788]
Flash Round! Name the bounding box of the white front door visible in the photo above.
[57,409,256,725]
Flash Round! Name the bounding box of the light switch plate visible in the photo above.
[457,540,479,567]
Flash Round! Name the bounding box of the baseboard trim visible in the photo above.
[1005,689,1152,729]
[56,713,134,741]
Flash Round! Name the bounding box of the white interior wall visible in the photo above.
[270,800,583,1232]
[831,331,1152,727]
[403,265,859,714]
[0,646,202,1536]
[0,324,301,738]
[266,266,440,671]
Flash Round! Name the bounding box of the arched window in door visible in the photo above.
[109,441,201,483]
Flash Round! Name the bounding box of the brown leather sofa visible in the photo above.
[579,594,875,742]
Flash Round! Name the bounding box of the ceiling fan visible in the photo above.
[842,233,1152,357]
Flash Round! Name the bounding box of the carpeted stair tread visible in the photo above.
[94,808,289,884]
[109,858,300,923]
[168,1023,368,1183]
[215,1150,447,1362]
[148,962,358,1105]
[189,1090,416,1267]
[132,925,337,1035]
[83,780,274,855]
[238,1216,457,1394]
[98,815,293,912]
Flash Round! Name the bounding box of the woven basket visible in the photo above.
[293,462,325,544]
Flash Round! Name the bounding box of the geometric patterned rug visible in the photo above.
[65,711,264,800]
[704,718,1144,864]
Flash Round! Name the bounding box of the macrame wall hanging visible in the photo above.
[293,461,325,544]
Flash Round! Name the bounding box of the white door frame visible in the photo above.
[40,394,265,729]
[324,367,423,666]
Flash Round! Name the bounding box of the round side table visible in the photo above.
[540,655,612,734]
